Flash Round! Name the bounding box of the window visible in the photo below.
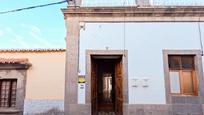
[168,55,198,95]
[0,79,17,107]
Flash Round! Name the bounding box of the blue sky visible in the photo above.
[0,0,67,49]
[0,0,204,49]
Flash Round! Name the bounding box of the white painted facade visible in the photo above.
[78,22,204,104]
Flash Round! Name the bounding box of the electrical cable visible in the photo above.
[198,16,204,56]
[0,0,67,15]
[123,0,126,57]
[74,0,77,8]
[66,0,69,4]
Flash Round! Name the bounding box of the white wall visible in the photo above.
[79,22,204,104]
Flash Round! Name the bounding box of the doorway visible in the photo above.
[91,55,123,115]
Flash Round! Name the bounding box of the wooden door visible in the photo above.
[91,59,98,115]
[115,59,123,115]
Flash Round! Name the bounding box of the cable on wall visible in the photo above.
[72,0,77,8]
[198,15,204,56]
[0,0,66,15]
[66,0,69,4]
[123,0,126,57]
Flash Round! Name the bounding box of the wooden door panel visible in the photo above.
[115,59,123,115]
[116,78,123,98]
[91,59,98,115]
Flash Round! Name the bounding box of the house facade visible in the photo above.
[0,49,66,115]
[62,1,204,115]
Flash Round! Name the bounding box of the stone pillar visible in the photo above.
[136,0,150,6]
[68,0,82,7]
[64,14,91,115]
[64,17,80,115]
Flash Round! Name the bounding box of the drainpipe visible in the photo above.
[136,0,150,7]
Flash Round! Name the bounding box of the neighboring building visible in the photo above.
[0,49,66,115]
[0,58,30,115]
[62,1,204,115]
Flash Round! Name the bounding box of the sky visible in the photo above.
[0,0,67,49]
[0,0,204,49]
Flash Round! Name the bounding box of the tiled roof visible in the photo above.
[0,48,66,52]
[0,58,29,64]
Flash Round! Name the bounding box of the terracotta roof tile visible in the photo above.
[0,58,29,64]
[0,48,66,52]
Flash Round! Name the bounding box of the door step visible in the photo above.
[98,111,115,115]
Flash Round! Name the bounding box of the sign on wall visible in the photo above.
[78,75,85,104]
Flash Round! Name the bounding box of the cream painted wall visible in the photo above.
[0,51,65,100]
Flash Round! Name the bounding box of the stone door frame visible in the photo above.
[86,50,128,114]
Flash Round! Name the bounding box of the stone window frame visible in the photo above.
[163,50,204,104]
[0,63,30,115]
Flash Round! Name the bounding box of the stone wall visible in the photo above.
[125,104,204,115]
[24,100,64,115]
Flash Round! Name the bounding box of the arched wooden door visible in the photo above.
[115,59,123,115]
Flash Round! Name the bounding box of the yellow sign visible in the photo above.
[78,76,85,83]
